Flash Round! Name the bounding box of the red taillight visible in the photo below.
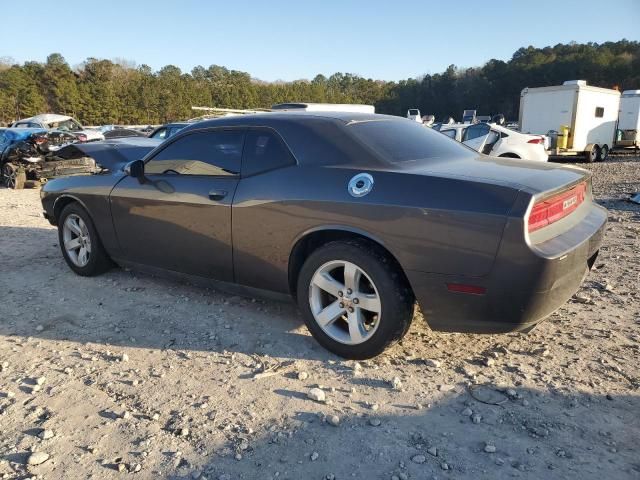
[528,182,587,233]
[527,137,544,144]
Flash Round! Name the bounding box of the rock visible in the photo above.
[427,446,438,457]
[483,357,495,367]
[472,414,482,424]
[35,325,44,332]
[369,418,381,427]
[35,376,46,386]
[441,462,449,470]
[573,293,593,304]
[307,388,326,402]
[39,429,54,440]
[297,371,309,381]
[131,463,142,472]
[411,454,426,464]
[151,413,160,421]
[122,411,131,420]
[235,453,242,460]
[424,359,441,368]
[461,407,473,416]
[438,384,455,392]
[311,451,319,461]
[484,443,497,453]
[27,452,50,465]
[117,463,126,472]
[121,353,130,362]
[391,377,402,390]
[327,414,340,426]
[370,403,380,411]
[179,427,189,437]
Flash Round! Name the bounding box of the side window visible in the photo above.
[145,130,244,176]
[462,123,490,142]
[0,132,6,144]
[151,128,167,139]
[595,107,604,118]
[242,130,295,177]
[440,129,457,139]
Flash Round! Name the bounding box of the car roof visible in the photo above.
[181,111,403,132]
[17,113,73,123]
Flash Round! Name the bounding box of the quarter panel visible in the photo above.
[232,166,518,293]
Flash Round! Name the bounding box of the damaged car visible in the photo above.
[0,128,97,189]
[12,114,104,142]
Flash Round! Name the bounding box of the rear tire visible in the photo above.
[597,144,609,161]
[585,144,599,163]
[58,203,112,276]
[296,240,414,359]
[2,163,26,189]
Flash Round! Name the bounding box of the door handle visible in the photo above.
[208,189,228,201]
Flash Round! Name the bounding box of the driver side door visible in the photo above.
[109,128,245,281]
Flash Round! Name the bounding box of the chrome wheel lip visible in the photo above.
[62,214,92,267]
[308,260,381,345]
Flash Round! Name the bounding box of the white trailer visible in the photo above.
[616,90,640,149]
[271,103,375,114]
[519,80,621,162]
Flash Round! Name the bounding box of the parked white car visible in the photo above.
[12,114,104,142]
[436,122,548,161]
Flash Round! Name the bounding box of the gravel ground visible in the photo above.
[0,157,639,480]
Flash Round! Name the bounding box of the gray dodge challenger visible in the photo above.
[41,112,607,359]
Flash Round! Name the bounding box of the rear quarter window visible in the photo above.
[242,130,295,177]
[347,119,474,165]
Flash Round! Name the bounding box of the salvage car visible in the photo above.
[12,114,104,142]
[1,128,96,189]
[41,112,607,358]
[436,122,548,161]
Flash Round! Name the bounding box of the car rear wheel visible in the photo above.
[585,145,599,163]
[598,144,609,161]
[297,240,414,359]
[58,203,112,276]
[2,163,26,189]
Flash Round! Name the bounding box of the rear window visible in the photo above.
[347,120,473,165]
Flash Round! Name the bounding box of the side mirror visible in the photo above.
[124,159,145,180]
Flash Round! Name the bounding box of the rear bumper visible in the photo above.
[407,202,607,333]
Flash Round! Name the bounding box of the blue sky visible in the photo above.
[1,0,638,81]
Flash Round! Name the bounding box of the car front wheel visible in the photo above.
[58,203,112,276]
[2,163,26,189]
[297,240,414,359]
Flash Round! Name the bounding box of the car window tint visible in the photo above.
[151,128,167,139]
[146,130,244,176]
[348,120,474,165]
[242,130,295,176]
[462,123,490,142]
[0,132,5,143]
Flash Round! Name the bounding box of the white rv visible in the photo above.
[616,90,640,148]
[271,103,375,114]
[519,80,621,162]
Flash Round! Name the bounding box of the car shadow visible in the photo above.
[0,225,335,362]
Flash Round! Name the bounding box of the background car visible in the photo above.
[40,112,605,359]
[11,114,104,142]
[436,122,548,161]
[148,122,190,140]
[0,128,95,189]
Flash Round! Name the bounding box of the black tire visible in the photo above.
[585,145,599,163]
[597,144,609,162]
[58,202,112,276]
[2,163,26,189]
[297,240,414,359]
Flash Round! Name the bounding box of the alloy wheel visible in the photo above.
[308,260,381,345]
[62,214,92,267]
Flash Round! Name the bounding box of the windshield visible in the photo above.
[47,118,82,132]
[408,109,419,115]
[347,119,474,166]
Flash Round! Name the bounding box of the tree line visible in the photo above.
[0,40,638,126]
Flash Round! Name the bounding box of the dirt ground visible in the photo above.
[0,157,639,480]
